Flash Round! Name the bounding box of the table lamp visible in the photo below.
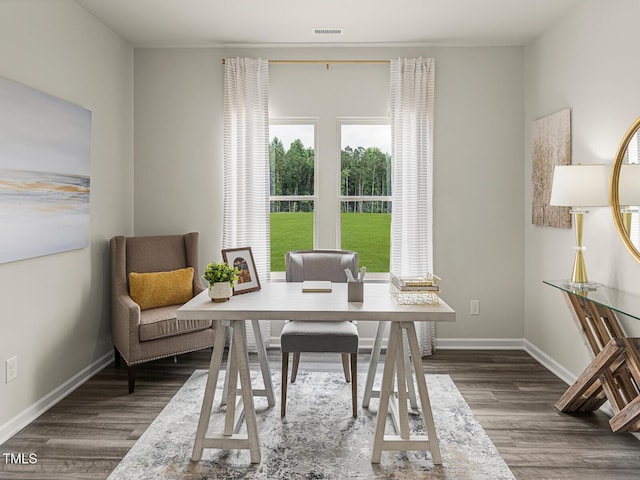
[549,164,609,285]
[619,164,640,234]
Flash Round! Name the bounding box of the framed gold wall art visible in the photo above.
[531,108,572,228]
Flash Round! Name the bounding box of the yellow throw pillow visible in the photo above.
[129,267,194,311]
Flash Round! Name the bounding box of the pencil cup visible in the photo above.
[348,281,364,302]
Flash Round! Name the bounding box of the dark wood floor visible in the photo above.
[1,349,639,479]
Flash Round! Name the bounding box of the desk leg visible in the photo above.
[406,321,441,464]
[192,320,227,461]
[221,331,231,406]
[252,319,276,407]
[233,320,261,463]
[191,320,261,464]
[371,321,441,465]
[372,320,400,463]
[403,334,418,409]
[363,321,387,408]
[363,321,417,409]
[224,333,240,436]
[222,320,275,407]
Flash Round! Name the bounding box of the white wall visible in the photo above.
[134,46,525,345]
[0,0,133,440]
[524,0,640,377]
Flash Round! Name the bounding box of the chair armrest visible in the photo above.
[111,292,141,360]
[193,276,205,295]
[114,292,140,316]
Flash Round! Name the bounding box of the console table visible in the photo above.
[544,280,640,432]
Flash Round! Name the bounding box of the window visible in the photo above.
[339,120,392,272]
[269,120,316,271]
[268,118,391,273]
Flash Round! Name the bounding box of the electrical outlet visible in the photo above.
[5,356,17,383]
[470,300,480,315]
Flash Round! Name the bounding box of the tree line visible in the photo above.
[269,137,392,213]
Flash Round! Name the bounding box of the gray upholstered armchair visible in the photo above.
[281,249,360,417]
[110,232,215,393]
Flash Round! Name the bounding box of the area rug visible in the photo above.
[108,370,515,480]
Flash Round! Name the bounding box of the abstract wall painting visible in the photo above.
[0,77,91,264]
[531,108,571,228]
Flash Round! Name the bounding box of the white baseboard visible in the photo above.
[270,336,527,352]
[522,339,577,386]
[0,351,113,445]
[435,338,525,350]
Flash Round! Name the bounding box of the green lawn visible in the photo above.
[270,212,390,272]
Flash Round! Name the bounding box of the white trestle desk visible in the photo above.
[177,281,455,464]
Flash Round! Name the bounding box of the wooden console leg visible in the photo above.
[555,338,624,413]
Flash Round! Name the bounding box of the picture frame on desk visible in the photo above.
[222,246,261,295]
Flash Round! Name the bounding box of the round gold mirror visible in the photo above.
[611,117,640,263]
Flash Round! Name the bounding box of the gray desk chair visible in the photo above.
[281,249,359,417]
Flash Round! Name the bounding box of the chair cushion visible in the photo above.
[139,304,212,341]
[129,267,194,311]
[281,321,358,353]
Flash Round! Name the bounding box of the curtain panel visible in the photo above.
[390,57,436,356]
[223,57,270,348]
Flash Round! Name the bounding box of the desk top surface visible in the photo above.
[178,282,455,322]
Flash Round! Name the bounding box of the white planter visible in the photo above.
[208,282,232,302]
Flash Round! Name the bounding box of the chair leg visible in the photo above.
[127,365,137,394]
[291,352,300,383]
[281,352,289,417]
[114,346,121,367]
[351,353,358,417]
[341,353,351,383]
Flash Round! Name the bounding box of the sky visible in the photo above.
[270,123,391,154]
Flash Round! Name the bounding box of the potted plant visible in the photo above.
[202,261,239,302]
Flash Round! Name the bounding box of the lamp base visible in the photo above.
[561,280,599,292]
[571,249,588,285]
[569,210,590,285]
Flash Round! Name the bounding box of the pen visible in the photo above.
[345,268,356,282]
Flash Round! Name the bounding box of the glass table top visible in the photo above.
[544,280,640,322]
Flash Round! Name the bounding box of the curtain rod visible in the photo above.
[221,59,390,67]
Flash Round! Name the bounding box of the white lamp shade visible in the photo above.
[549,164,610,207]
[619,164,640,206]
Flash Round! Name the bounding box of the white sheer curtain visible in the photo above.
[223,57,270,349]
[390,57,436,356]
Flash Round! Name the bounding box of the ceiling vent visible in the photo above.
[314,28,343,35]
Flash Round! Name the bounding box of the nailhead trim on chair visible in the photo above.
[124,343,216,366]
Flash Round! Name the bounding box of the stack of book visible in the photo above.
[390,273,441,305]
